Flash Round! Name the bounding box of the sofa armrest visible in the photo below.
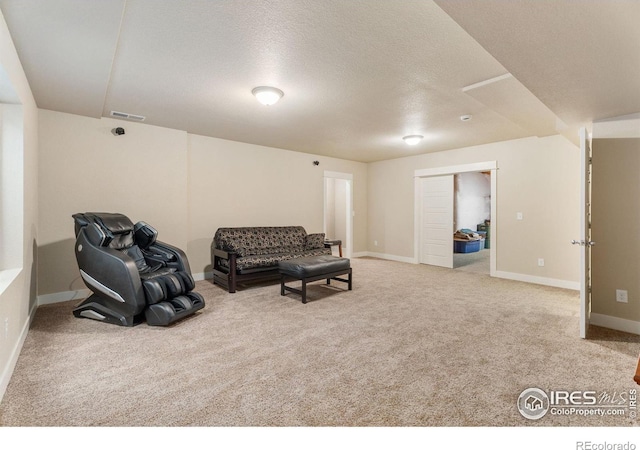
[305,232,326,250]
[213,248,236,259]
[213,247,239,276]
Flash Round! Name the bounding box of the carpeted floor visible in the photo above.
[1,257,638,427]
[454,248,490,274]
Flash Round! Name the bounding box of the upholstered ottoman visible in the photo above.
[278,255,352,303]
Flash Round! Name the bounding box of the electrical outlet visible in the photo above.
[4,318,8,338]
[538,258,545,267]
[517,212,523,220]
[374,240,378,246]
[616,289,628,303]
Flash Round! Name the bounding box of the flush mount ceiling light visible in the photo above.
[402,135,423,146]
[460,114,472,121]
[252,86,284,106]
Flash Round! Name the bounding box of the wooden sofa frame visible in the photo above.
[212,248,282,293]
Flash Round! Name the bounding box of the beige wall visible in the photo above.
[0,9,39,400]
[368,135,581,283]
[38,109,188,295]
[187,133,368,275]
[591,138,640,323]
[36,111,368,293]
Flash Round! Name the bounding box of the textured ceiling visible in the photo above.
[0,0,638,162]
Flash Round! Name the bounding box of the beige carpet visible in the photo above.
[1,257,638,427]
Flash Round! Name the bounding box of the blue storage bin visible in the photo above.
[454,239,482,253]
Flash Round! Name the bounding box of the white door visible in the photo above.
[420,175,454,268]
[575,127,593,339]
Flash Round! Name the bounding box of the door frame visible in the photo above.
[323,171,353,258]
[414,161,497,276]
[578,127,592,339]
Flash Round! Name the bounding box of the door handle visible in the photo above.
[571,240,595,247]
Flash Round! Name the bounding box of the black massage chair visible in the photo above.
[72,212,205,326]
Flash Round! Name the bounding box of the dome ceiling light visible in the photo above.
[252,86,284,106]
[402,135,423,146]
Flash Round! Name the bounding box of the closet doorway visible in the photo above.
[323,171,353,258]
[453,171,491,275]
[414,161,497,277]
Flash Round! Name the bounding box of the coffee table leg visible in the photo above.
[280,274,285,296]
[348,269,352,290]
[302,279,307,304]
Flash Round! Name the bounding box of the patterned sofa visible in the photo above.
[212,226,331,293]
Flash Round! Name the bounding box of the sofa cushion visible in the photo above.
[214,226,308,256]
[218,247,332,272]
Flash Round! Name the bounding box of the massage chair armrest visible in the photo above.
[75,228,146,313]
[146,241,191,273]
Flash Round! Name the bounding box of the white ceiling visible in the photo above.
[0,0,638,162]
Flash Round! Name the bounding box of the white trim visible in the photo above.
[37,288,90,306]
[357,251,417,265]
[36,272,218,306]
[494,270,579,291]
[193,271,213,281]
[0,268,21,296]
[0,300,37,403]
[490,172,497,277]
[414,161,497,178]
[351,251,369,258]
[323,170,353,180]
[590,313,640,336]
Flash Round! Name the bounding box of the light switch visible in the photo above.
[516,212,523,220]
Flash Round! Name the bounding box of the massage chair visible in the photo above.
[72,212,205,326]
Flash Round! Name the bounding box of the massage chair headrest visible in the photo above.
[72,212,135,249]
[73,213,159,250]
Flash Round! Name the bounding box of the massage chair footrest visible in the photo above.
[144,291,205,326]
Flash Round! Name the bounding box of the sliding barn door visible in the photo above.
[419,175,454,268]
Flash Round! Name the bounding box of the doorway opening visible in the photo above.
[414,161,497,277]
[453,171,491,275]
[323,171,353,258]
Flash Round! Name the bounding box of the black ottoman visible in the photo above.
[278,255,352,303]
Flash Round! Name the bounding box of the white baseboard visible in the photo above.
[38,274,216,303]
[37,288,90,306]
[0,300,38,403]
[357,251,417,265]
[193,271,213,281]
[590,313,640,336]
[493,271,579,290]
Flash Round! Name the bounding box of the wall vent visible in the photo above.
[110,111,145,121]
